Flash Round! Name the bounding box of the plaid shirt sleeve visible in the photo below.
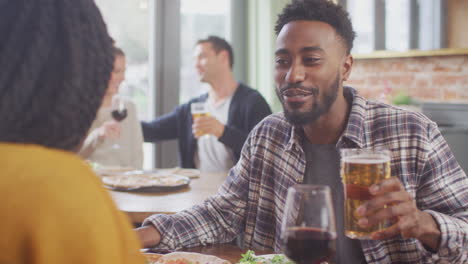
[142,143,254,250]
[416,122,468,263]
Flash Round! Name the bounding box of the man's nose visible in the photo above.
[285,63,305,84]
[195,61,203,70]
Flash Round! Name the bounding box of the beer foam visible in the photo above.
[342,155,390,164]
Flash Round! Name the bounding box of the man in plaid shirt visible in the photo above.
[137,0,467,263]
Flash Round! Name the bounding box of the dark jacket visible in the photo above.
[142,83,272,168]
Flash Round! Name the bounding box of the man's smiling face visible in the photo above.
[275,20,347,126]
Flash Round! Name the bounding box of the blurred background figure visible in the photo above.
[78,47,143,169]
[142,36,271,172]
[0,0,145,263]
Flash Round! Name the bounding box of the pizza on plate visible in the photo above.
[102,172,189,189]
[145,253,163,264]
[92,165,135,176]
[154,252,231,264]
[165,167,201,178]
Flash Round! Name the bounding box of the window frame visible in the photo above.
[340,0,446,53]
[151,0,245,168]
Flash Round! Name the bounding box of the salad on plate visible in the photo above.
[238,250,294,264]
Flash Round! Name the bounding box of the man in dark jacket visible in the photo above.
[142,36,271,172]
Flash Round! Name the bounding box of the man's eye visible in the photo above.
[304,57,320,64]
[275,58,289,65]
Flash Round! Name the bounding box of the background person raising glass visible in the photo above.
[78,47,143,169]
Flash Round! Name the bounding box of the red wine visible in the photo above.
[284,227,336,264]
[111,109,127,122]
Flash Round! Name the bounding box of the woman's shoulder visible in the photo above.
[0,145,144,263]
[0,144,103,202]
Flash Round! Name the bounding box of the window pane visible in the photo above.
[348,0,375,53]
[95,0,153,169]
[419,0,443,50]
[95,0,151,121]
[180,0,231,103]
[385,0,410,51]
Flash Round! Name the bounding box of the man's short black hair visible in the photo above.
[275,0,355,54]
[197,36,234,69]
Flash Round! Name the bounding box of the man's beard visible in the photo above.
[277,74,340,126]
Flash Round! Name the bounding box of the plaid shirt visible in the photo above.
[144,87,468,263]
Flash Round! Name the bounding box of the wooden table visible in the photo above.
[110,172,227,224]
[148,244,274,263]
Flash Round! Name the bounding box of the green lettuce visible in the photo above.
[238,250,294,264]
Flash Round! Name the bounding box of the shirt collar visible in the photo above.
[284,86,368,150]
[338,86,367,148]
[285,124,304,154]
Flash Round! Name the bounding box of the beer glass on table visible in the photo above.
[191,102,208,137]
[340,148,391,239]
[281,184,337,264]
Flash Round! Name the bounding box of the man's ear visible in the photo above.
[218,50,229,66]
[342,54,353,81]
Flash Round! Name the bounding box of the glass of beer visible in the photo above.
[191,102,209,137]
[340,148,391,239]
[191,102,208,119]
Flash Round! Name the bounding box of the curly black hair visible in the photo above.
[275,0,356,54]
[0,0,114,151]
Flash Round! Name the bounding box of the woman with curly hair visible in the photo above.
[0,0,145,263]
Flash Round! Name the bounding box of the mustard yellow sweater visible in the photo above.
[0,143,145,264]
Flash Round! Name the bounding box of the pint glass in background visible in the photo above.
[191,102,209,137]
[340,148,391,239]
[191,102,208,119]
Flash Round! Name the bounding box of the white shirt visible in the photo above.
[194,96,235,172]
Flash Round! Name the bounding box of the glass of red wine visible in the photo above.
[110,96,127,149]
[281,184,337,264]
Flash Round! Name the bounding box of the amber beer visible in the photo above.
[191,112,209,119]
[191,102,209,137]
[191,102,209,120]
[341,149,391,239]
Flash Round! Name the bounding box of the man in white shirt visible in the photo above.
[142,36,271,172]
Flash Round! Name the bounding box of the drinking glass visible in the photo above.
[191,102,208,137]
[341,148,391,239]
[110,96,127,149]
[281,184,337,264]
[191,102,209,119]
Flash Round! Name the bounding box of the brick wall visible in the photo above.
[346,55,468,102]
